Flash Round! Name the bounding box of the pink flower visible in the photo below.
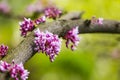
[0,44,8,57]
[97,18,103,24]
[0,60,11,72]
[44,7,62,19]
[64,27,80,51]
[34,16,46,25]
[26,3,43,14]
[19,18,35,37]
[0,60,29,80]
[0,1,11,14]
[91,16,103,24]
[34,28,62,62]
[10,63,29,80]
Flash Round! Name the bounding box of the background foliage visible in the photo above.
[0,0,120,80]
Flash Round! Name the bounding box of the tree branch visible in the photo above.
[0,16,120,79]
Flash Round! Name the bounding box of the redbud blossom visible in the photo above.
[0,61,11,72]
[91,16,103,24]
[34,28,62,62]
[34,16,46,25]
[97,18,104,24]
[0,44,8,57]
[0,60,29,80]
[26,2,43,14]
[10,63,29,80]
[0,1,11,14]
[19,18,35,37]
[64,27,80,51]
[44,7,62,19]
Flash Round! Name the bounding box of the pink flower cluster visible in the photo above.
[0,44,8,57]
[64,27,80,51]
[0,60,10,72]
[0,60,29,80]
[0,1,11,14]
[44,7,62,19]
[19,17,46,37]
[35,16,46,25]
[19,7,62,37]
[26,1,43,14]
[91,16,103,24]
[19,18,35,37]
[34,29,62,62]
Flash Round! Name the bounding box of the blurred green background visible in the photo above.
[0,0,120,80]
